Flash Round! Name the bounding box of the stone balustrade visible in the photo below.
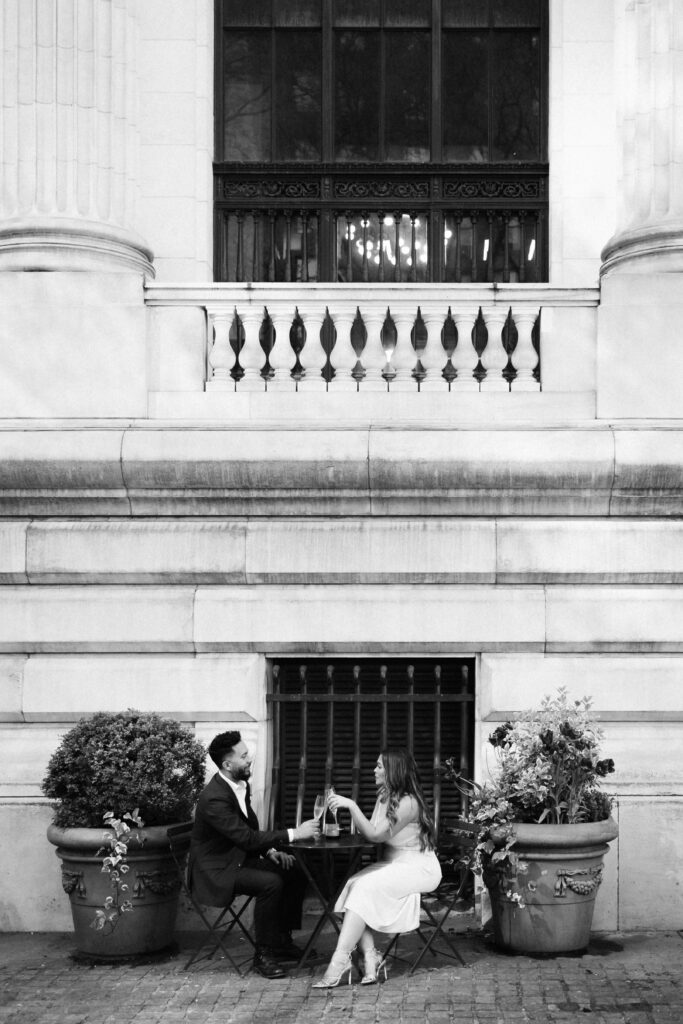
[145,283,600,405]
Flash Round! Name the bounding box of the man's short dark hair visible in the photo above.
[208,731,242,769]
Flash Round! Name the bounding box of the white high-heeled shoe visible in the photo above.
[312,950,354,989]
[360,946,387,985]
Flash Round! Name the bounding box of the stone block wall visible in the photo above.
[1,435,681,931]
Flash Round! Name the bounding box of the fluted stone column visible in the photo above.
[601,0,683,274]
[597,0,683,417]
[0,0,153,273]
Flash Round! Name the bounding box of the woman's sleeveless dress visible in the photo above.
[333,799,442,934]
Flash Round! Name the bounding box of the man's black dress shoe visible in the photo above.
[252,949,287,979]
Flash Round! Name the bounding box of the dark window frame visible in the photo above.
[214,0,548,282]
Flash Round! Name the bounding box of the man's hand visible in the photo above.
[293,818,319,841]
[267,849,295,869]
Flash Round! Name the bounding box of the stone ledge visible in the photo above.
[0,423,681,516]
[0,518,680,584]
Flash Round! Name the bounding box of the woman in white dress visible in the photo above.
[312,749,442,988]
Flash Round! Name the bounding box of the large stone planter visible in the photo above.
[47,823,190,960]
[485,817,618,955]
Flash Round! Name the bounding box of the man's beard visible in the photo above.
[233,765,251,781]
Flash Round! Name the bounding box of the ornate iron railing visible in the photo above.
[214,165,548,285]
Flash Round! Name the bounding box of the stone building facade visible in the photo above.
[0,0,681,931]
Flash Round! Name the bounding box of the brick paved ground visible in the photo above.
[1,928,681,1024]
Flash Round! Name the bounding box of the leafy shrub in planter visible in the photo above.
[445,687,616,882]
[43,710,207,828]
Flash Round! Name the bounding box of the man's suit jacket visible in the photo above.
[188,772,289,907]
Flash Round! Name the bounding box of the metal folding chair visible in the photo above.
[383,820,477,974]
[167,823,256,973]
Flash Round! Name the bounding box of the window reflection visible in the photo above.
[336,214,429,283]
[275,32,322,161]
[443,32,489,161]
[443,213,539,283]
[492,31,540,160]
[385,33,430,162]
[335,33,381,161]
[223,33,271,161]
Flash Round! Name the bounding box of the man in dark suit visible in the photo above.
[189,730,319,979]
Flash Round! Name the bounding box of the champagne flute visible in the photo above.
[313,794,325,840]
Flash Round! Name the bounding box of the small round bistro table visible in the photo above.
[283,833,379,972]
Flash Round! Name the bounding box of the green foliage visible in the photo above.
[92,810,144,934]
[42,710,207,828]
[444,687,615,890]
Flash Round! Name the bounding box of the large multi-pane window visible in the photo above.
[215,0,548,283]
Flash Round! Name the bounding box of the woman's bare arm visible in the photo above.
[328,793,417,843]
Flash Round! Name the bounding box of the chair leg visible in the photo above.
[183,905,246,973]
[409,898,466,973]
[225,896,257,950]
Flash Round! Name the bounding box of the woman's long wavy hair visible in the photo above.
[378,748,437,851]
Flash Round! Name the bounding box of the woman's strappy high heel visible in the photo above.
[360,946,387,985]
[312,950,354,989]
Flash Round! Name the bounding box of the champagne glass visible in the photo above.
[313,794,325,840]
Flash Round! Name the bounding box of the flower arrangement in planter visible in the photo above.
[445,687,618,955]
[43,710,207,959]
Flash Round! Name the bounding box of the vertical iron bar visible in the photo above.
[406,664,415,752]
[362,215,369,282]
[534,211,541,283]
[251,212,258,282]
[268,212,276,281]
[295,664,308,828]
[380,664,388,750]
[410,215,417,282]
[284,212,292,282]
[503,213,510,283]
[519,212,526,283]
[394,214,401,282]
[346,212,353,282]
[221,211,229,281]
[269,664,281,828]
[378,212,385,282]
[433,664,442,836]
[459,664,470,817]
[471,214,478,283]
[352,665,362,828]
[455,215,462,282]
[301,212,309,282]
[352,667,362,802]
[236,212,244,282]
[325,664,335,789]
[486,211,494,282]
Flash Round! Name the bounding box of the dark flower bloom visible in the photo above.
[539,729,554,749]
[559,721,578,739]
[489,722,513,748]
[596,758,615,777]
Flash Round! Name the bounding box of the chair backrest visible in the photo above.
[166,823,193,876]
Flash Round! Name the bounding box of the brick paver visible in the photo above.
[0,930,681,1024]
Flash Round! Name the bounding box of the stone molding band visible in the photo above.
[0,426,680,517]
[601,221,683,277]
[0,220,155,277]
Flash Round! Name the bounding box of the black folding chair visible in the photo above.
[167,823,256,973]
[383,820,477,974]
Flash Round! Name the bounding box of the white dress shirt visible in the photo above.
[219,770,294,843]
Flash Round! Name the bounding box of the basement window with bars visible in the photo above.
[266,658,474,838]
